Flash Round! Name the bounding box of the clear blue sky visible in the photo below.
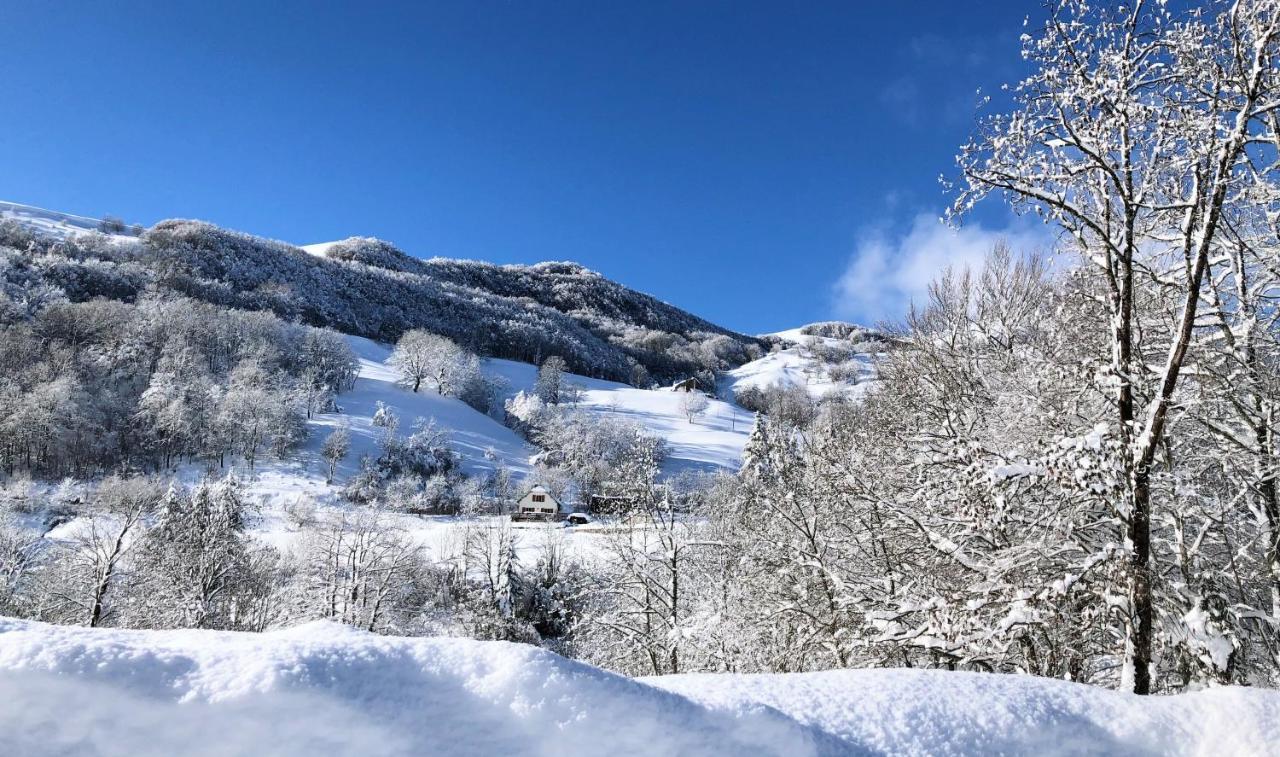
[0,1,1044,334]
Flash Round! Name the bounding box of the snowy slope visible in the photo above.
[0,619,839,757]
[485,358,753,475]
[299,240,341,257]
[1,619,1276,757]
[317,337,533,480]
[720,325,878,401]
[721,348,847,399]
[182,335,533,514]
[0,200,135,240]
[211,338,632,564]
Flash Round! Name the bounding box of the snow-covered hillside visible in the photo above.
[720,324,879,401]
[0,200,134,240]
[1,618,1275,757]
[237,335,749,508]
[486,358,752,475]
[190,334,532,515]
[319,337,533,480]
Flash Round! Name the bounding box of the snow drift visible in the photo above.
[1,619,1277,757]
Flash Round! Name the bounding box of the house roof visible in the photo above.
[517,485,558,501]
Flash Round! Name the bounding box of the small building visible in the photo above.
[587,492,637,514]
[670,377,698,393]
[513,484,564,520]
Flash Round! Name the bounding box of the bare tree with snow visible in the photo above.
[391,330,465,394]
[679,391,709,424]
[951,0,1280,694]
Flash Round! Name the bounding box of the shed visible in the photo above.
[670,377,698,393]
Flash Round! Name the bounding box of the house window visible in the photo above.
[532,494,546,503]
[541,507,553,513]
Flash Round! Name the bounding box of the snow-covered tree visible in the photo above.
[952,0,1280,694]
[40,477,161,627]
[679,391,709,424]
[294,509,424,633]
[391,330,465,394]
[535,356,568,404]
[131,477,259,630]
[321,425,351,483]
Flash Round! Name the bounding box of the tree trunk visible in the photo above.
[1259,415,1280,621]
[1128,468,1154,694]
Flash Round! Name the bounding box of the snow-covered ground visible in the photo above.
[485,358,752,475]
[314,336,534,481]
[1,618,1275,757]
[720,325,878,401]
[0,200,135,240]
[650,667,1280,756]
[299,240,341,257]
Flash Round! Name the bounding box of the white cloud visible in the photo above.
[832,213,1052,324]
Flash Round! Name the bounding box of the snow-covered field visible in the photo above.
[227,334,751,507]
[486,358,752,475]
[0,200,136,240]
[1,618,1274,757]
[311,336,534,482]
[720,327,878,401]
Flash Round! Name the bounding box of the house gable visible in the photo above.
[516,485,562,514]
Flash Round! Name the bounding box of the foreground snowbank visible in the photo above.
[651,669,1279,756]
[0,619,835,757]
[0,619,1276,757]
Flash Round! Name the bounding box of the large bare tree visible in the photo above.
[952,0,1280,693]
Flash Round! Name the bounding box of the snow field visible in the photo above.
[485,357,752,475]
[1,618,1276,757]
[0,619,840,757]
[720,327,878,401]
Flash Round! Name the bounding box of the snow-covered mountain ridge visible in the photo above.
[0,200,139,240]
[0,200,852,482]
[0,201,764,384]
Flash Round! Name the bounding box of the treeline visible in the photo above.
[0,387,698,664]
[0,221,763,385]
[0,290,357,477]
[0,475,578,641]
[672,247,1280,691]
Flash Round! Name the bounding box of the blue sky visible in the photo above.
[0,1,1047,334]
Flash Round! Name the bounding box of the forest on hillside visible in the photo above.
[0,219,764,386]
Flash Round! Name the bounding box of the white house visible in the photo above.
[516,485,562,517]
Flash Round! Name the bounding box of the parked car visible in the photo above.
[565,513,591,526]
